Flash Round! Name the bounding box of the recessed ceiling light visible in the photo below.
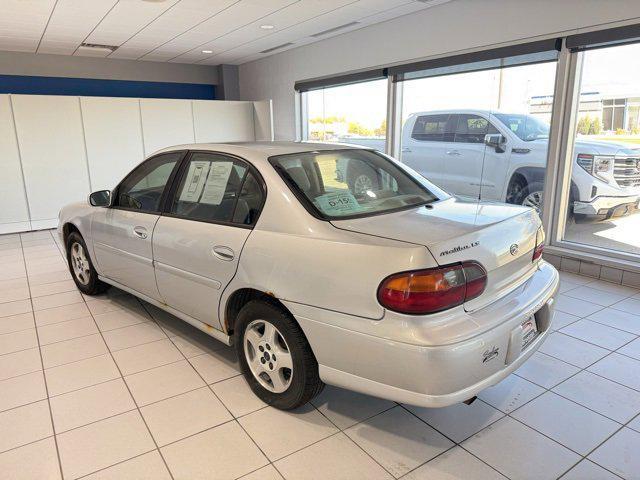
[201,49,213,54]
[260,24,274,30]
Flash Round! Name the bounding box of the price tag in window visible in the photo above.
[179,161,210,202]
[314,191,362,215]
[200,162,234,205]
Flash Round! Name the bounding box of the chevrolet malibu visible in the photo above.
[58,142,558,410]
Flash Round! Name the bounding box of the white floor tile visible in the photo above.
[511,392,620,455]
[405,400,504,443]
[587,307,640,335]
[588,353,640,390]
[0,437,61,480]
[0,312,34,335]
[124,360,205,406]
[345,406,453,478]
[0,328,38,355]
[112,338,183,376]
[241,465,284,480]
[188,351,240,384]
[32,291,83,312]
[589,428,640,479]
[93,309,151,332]
[57,410,155,479]
[0,370,47,412]
[311,385,395,430]
[516,352,580,389]
[102,322,167,351]
[462,417,579,480]
[240,404,339,461]
[562,459,619,480]
[403,445,506,480]
[50,378,136,433]
[0,299,32,319]
[0,400,53,453]
[619,337,640,361]
[275,433,392,480]
[45,354,120,396]
[628,414,640,433]
[478,374,545,413]
[553,370,640,423]
[554,295,603,317]
[161,421,268,479]
[29,280,76,298]
[140,387,232,446]
[611,296,640,315]
[564,286,629,307]
[211,375,267,418]
[0,348,41,381]
[82,451,171,480]
[40,333,108,369]
[561,319,636,350]
[33,302,91,327]
[551,310,580,331]
[37,316,98,345]
[539,332,609,367]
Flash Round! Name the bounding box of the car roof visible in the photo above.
[153,141,366,159]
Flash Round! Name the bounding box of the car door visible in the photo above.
[152,151,265,329]
[440,114,496,200]
[400,114,452,187]
[91,151,184,300]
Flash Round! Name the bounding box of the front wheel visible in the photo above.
[66,231,108,295]
[235,300,323,410]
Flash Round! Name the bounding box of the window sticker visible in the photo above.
[314,191,362,215]
[179,160,210,202]
[200,162,234,205]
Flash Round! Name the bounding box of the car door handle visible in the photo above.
[446,150,461,156]
[133,226,148,239]
[212,246,234,261]
[401,147,412,153]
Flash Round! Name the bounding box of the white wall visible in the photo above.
[238,0,640,140]
[0,95,273,234]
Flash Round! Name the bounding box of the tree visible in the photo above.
[347,121,373,136]
[589,117,602,135]
[577,115,591,135]
[374,119,387,137]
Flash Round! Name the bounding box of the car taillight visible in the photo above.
[377,261,487,315]
[533,227,544,262]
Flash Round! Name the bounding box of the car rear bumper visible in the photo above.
[574,195,639,216]
[287,261,559,408]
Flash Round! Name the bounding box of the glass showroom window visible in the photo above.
[397,60,558,213]
[560,42,640,258]
[302,79,388,152]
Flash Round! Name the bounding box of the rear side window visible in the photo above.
[170,153,264,226]
[115,152,182,213]
[411,114,455,142]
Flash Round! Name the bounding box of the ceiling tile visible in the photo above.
[0,0,56,53]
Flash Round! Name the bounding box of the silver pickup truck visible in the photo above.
[338,110,640,219]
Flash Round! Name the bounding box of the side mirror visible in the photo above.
[484,134,506,153]
[88,190,111,207]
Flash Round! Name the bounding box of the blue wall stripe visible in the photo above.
[0,74,216,99]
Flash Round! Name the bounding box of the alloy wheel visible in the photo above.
[243,319,293,393]
[522,191,543,215]
[353,174,373,196]
[70,242,91,286]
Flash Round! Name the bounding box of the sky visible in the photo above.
[306,42,640,130]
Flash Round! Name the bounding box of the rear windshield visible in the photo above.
[269,149,438,219]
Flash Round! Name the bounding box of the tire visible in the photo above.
[65,231,108,295]
[235,300,323,410]
[507,177,577,223]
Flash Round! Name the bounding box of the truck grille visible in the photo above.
[614,156,640,187]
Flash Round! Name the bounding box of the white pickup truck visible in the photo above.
[338,110,640,219]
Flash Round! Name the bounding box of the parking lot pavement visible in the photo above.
[564,210,640,256]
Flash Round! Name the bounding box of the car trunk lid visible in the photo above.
[331,197,540,312]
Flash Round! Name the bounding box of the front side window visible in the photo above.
[454,114,499,143]
[116,152,182,212]
[494,113,550,142]
[270,149,439,219]
[170,153,263,225]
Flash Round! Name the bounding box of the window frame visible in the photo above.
[111,150,188,215]
[161,150,267,230]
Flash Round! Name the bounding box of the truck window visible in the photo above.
[454,114,499,143]
[411,114,455,142]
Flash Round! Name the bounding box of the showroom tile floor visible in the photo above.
[0,229,639,479]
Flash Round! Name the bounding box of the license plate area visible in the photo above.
[521,316,539,350]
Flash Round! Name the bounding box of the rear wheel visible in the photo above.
[235,300,323,410]
[65,231,108,295]
[347,163,379,196]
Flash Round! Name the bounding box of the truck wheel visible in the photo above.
[507,178,544,216]
[65,232,108,295]
[235,300,324,410]
[347,164,379,196]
